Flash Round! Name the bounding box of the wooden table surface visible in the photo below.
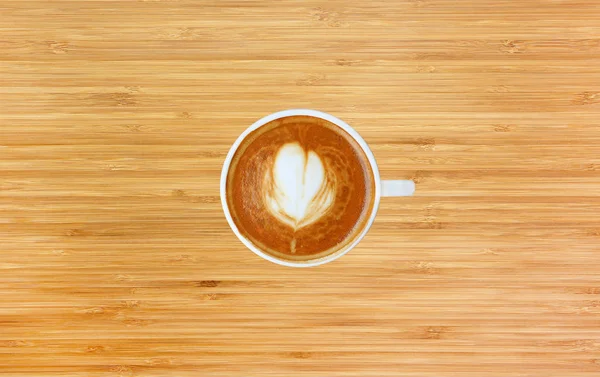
[2,1,600,376]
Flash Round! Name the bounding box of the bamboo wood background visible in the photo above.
[2,1,600,376]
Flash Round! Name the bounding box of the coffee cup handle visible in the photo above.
[381,180,415,197]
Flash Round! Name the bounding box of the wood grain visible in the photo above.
[1,1,600,376]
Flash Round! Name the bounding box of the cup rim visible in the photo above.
[220,109,382,267]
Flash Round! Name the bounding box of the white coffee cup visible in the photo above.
[221,109,415,267]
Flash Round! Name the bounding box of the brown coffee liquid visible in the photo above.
[226,115,376,262]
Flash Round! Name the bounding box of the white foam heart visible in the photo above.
[263,142,335,229]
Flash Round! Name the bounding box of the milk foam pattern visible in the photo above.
[263,142,335,229]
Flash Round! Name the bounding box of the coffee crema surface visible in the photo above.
[226,116,376,261]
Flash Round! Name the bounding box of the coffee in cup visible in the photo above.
[225,115,376,262]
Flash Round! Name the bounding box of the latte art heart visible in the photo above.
[263,142,336,229]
